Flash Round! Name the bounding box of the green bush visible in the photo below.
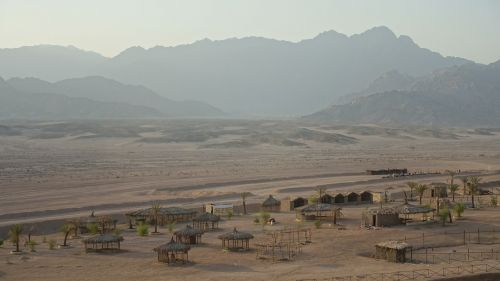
[226,209,233,220]
[438,208,450,226]
[136,223,149,236]
[253,217,260,224]
[86,222,99,235]
[454,203,465,218]
[48,239,56,250]
[167,221,176,233]
[314,220,322,229]
[259,211,271,226]
[28,240,37,252]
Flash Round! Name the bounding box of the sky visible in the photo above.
[1,0,499,64]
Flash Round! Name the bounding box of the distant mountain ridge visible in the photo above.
[0,76,224,119]
[0,26,472,116]
[305,61,500,127]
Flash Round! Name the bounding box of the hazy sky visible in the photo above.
[1,0,499,63]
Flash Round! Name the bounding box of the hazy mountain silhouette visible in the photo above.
[305,61,500,127]
[0,77,161,119]
[7,76,223,117]
[0,26,471,116]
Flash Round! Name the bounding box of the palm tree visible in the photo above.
[468,176,482,208]
[406,182,418,200]
[241,192,251,215]
[60,224,74,247]
[150,201,161,233]
[415,184,428,205]
[460,176,469,196]
[449,183,460,202]
[9,224,23,252]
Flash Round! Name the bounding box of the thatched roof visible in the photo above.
[126,207,196,217]
[376,241,411,250]
[192,212,220,222]
[262,195,280,207]
[367,207,398,215]
[174,225,203,237]
[394,204,435,214]
[154,237,190,252]
[218,228,254,241]
[83,234,123,244]
[300,203,339,213]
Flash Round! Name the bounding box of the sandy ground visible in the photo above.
[1,121,500,280]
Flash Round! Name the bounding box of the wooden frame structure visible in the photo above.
[256,241,302,262]
[154,237,191,265]
[174,225,203,245]
[83,234,123,252]
[126,207,197,226]
[192,212,220,232]
[218,228,254,251]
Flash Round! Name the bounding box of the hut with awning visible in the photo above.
[298,203,342,223]
[192,212,221,231]
[174,225,203,245]
[362,207,402,227]
[281,196,308,212]
[375,241,411,263]
[83,234,123,252]
[394,203,435,223]
[154,237,191,265]
[261,195,281,212]
[218,228,254,251]
[126,206,197,226]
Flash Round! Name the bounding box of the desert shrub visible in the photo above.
[253,217,260,224]
[314,220,322,229]
[48,239,56,250]
[136,223,149,236]
[28,240,37,252]
[167,221,176,233]
[454,203,465,218]
[86,222,99,235]
[438,208,450,226]
[259,211,270,226]
[491,196,498,207]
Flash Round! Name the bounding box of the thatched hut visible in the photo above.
[126,207,197,226]
[154,237,191,264]
[192,212,220,231]
[333,193,345,204]
[83,234,123,252]
[298,203,341,222]
[319,194,334,204]
[174,225,203,245]
[261,195,281,212]
[346,192,360,203]
[281,197,308,212]
[360,191,374,203]
[218,228,254,251]
[375,241,411,263]
[362,207,402,227]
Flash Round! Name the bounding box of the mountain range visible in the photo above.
[0,26,471,116]
[0,76,223,119]
[305,61,500,127]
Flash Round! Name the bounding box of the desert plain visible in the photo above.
[1,119,500,281]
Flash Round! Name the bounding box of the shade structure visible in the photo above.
[192,212,221,231]
[154,237,191,265]
[174,225,203,244]
[126,207,197,226]
[83,234,123,252]
[218,228,254,251]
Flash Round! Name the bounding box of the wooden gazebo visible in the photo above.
[174,225,203,245]
[83,234,123,252]
[126,207,197,226]
[261,195,281,212]
[218,228,254,251]
[154,237,191,265]
[192,212,220,231]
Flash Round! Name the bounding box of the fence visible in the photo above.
[401,228,500,250]
[296,262,500,281]
[408,247,500,264]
